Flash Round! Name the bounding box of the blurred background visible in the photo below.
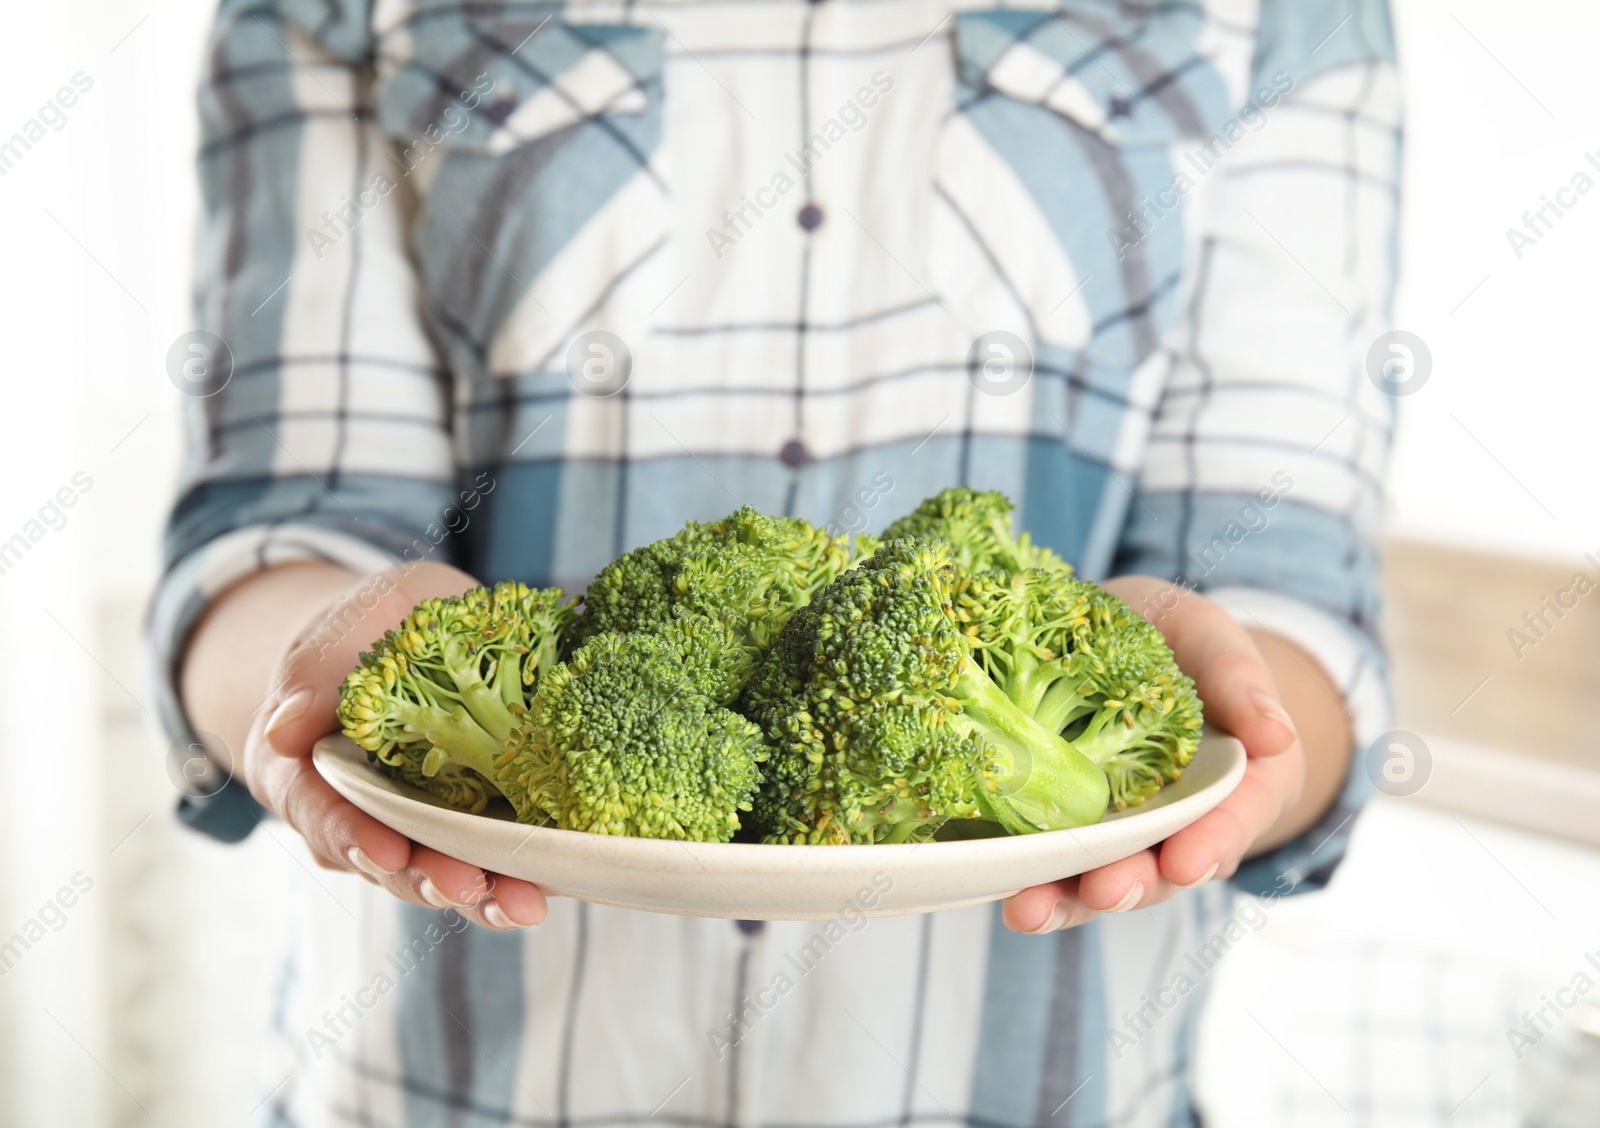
[0,1,1596,1125]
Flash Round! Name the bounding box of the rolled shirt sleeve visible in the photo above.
[1113,0,1403,894]
[147,0,458,839]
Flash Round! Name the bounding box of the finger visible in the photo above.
[269,752,414,876]
[385,845,548,930]
[1076,848,1176,914]
[260,663,343,759]
[1101,579,1298,760]
[1157,749,1302,886]
[266,753,543,928]
[1154,594,1298,759]
[1001,876,1100,935]
[309,850,350,872]
[481,871,549,928]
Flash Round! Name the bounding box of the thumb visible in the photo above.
[261,676,342,759]
[261,610,369,758]
[1111,581,1299,760]
[1180,627,1299,759]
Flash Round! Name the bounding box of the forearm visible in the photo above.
[1245,628,1353,855]
[180,562,362,773]
[175,0,449,772]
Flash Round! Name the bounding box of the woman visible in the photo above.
[156,0,1399,1122]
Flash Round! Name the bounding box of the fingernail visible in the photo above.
[419,877,466,910]
[1108,882,1145,913]
[1176,862,1220,890]
[264,689,314,740]
[481,899,518,930]
[1027,900,1070,935]
[1249,691,1298,737]
[346,846,399,877]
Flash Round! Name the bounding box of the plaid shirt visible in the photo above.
[150,0,1402,1124]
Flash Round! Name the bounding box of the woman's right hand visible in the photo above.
[186,559,548,931]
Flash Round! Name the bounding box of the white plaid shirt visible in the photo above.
[149,0,1403,1124]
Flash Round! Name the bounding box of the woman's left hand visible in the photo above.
[1001,576,1309,934]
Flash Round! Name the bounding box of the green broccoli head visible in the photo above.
[574,506,856,703]
[955,569,1203,810]
[336,581,577,822]
[739,537,1108,844]
[497,632,766,841]
[882,487,1069,574]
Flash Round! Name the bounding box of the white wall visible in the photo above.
[1388,0,1600,560]
[0,3,284,1125]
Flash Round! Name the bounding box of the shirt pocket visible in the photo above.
[373,16,663,155]
[948,6,1240,146]
[932,5,1240,373]
[371,12,669,384]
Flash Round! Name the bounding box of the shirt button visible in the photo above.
[780,439,809,468]
[797,203,824,231]
[484,96,517,125]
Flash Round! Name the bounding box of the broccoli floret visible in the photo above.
[955,569,1204,810]
[372,742,493,814]
[574,506,856,703]
[739,538,1110,844]
[496,632,766,841]
[336,582,576,822]
[882,487,1069,574]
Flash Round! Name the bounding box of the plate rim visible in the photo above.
[312,725,1246,866]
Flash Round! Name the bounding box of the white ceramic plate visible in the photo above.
[313,727,1245,920]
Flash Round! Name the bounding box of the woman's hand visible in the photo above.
[186,560,548,931]
[1002,576,1336,934]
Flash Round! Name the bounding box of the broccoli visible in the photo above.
[338,495,1201,845]
[336,582,577,822]
[954,569,1203,810]
[882,487,1068,574]
[496,632,766,841]
[739,538,1112,844]
[378,742,493,814]
[574,506,859,704]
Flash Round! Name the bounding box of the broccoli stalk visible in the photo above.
[946,659,1112,834]
[336,582,577,821]
[956,570,1203,811]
